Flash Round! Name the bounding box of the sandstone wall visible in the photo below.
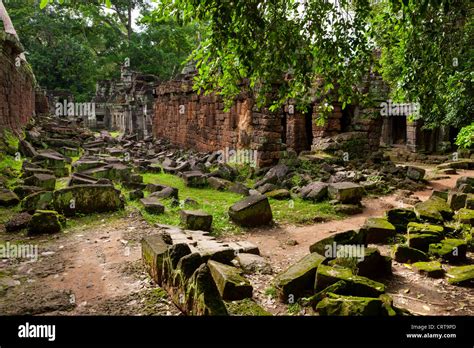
[153,77,282,167]
[0,23,35,132]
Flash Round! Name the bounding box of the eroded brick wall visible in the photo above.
[153,77,282,167]
[0,29,35,132]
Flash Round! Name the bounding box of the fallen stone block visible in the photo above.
[24,174,56,191]
[316,293,391,316]
[149,186,179,200]
[412,261,444,278]
[53,184,124,216]
[448,191,468,211]
[391,244,429,263]
[140,197,165,214]
[141,234,169,284]
[299,182,328,202]
[228,195,273,227]
[21,191,53,213]
[226,241,260,255]
[446,265,474,286]
[265,189,291,200]
[428,238,467,262]
[454,208,474,224]
[208,177,233,191]
[407,233,442,252]
[182,171,208,187]
[225,298,272,316]
[196,240,235,264]
[407,222,444,236]
[274,252,325,302]
[406,166,425,181]
[13,185,45,200]
[0,189,20,207]
[180,210,212,231]
[236,253,272,274]
[386,208,417,233]
[328,182,364,204]
[27,210,64,235]
[414,197,453,223]
[315,264,386,297]
[5,212,32,233]
[309,229,366,255]
[208,260,253,300]
[328,248,392,278]
[363,217,397,244]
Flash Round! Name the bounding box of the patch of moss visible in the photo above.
[225,298,271,316]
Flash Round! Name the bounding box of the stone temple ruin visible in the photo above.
[1,3,473,318]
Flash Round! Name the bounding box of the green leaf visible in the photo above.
[40,0,49,9]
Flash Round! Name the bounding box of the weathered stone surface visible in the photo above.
[328,248,392,278]
[21,191,53,213]
[265,189,291,200]
[226,241,260,255]
[406,166,425,181]
[5,212,32,233]
[309,229,366,255]
[141,234,168,284]
[13,185,44,200]
[228,195,273,227]
[328,182,364,204]
[316,293,390,316]
[140,197,165,214]
[386,208,417,233]
[23,174,56,191]
[466,195,474,210]
[180,210,212,231]
[363,217,397,244]
[448,192,468,211]
[182,171,208,187]
[225,298,272,316]
[149,186,179,200]
[407,222,444,236]
[428,238,467,261]
[129,189,144,201]
[208,260,253,300]
[334,204,363,215]
[414,197,453,223]
[0,188,20,207]
[228,182,250,196]
[53,184,124,216]
[412,261,444,278]
[315,264,386,297]
[446,265,474,286]
[299,182,328,202]
[407,233,442,252]
[236,253,272,274]
[274,252,325,302]
[454,208,474,224]
[195,240,235,264]
[208,177,232,191]
[185,264,229,315]
[455,176,474,190]
[27,210,64,235]
[392,244,429,263]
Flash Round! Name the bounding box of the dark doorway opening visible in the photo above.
[391,116,407,145]
[281,113,287,145]
[304,110,313,150]
[340,105,353,132]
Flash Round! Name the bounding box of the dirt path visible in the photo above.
[0,211,181,316]
[221,168,474,315]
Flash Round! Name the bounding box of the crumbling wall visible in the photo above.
[0,8,35,132]
[153,75,282,167]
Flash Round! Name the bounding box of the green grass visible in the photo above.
[55,177,69,190]
[126,172,340,236]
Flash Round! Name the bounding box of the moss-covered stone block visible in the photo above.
[316,293,389,316]
[274,252,325,302]
[428,239,467,262]
[0,188,20,207]
[309,229,367,255]
[225,298,272,316]
[180,210,212,231]
[208,260,253,301]
[455,208,474,225]
[363,217,397,244]
[414,197,453,223]
[407,233,442,252]
[391,244,429,263]
[141,234,169,284]
[446,265,474,286]
[27,210,64,235]
[386,208,418,233]
[407,222,444,236]
[412,261,444,278]
[315,264,386,297]
[228,194,272,227]
[23,173,56,191]
[21,191,53,213]
[328,247,392,278]
[53,184,124,216]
